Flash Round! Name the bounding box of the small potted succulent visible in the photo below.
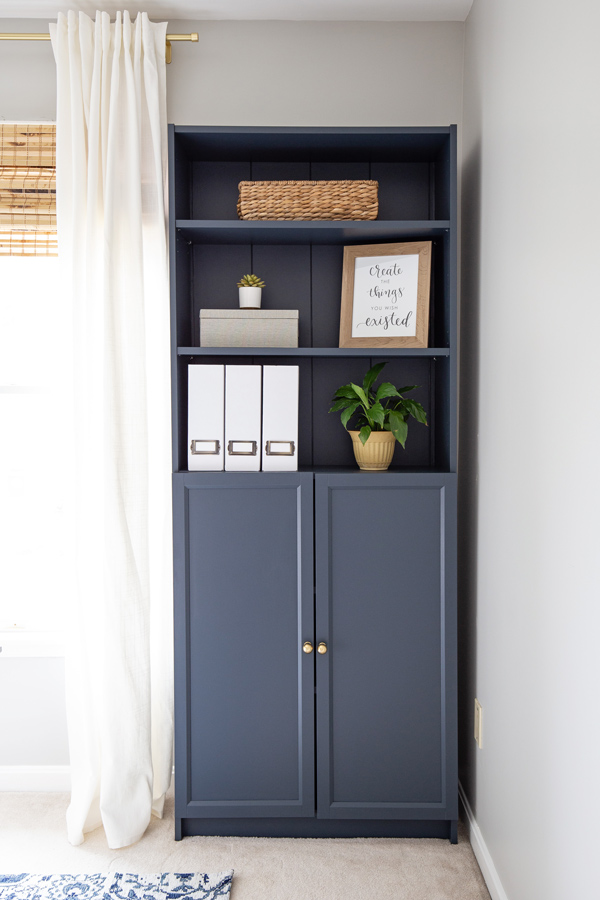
[238,273,265,309]
[329,362,427,471]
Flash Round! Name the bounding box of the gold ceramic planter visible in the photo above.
[348,429,396,471]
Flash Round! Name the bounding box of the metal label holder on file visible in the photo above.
[190,439,220,455]
[188,364,225,471]
[265,440,295,456]
[228,440,258,456]
[224,365,262,472]
[262,365,299,472]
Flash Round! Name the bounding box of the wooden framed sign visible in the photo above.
[339,241,432,348]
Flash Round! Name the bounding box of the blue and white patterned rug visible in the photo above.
[0,873,233,900]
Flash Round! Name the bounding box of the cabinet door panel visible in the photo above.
[174,473,314,819]
[315,473,457,820]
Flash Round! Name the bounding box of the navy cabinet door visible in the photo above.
[173,472,314,822]
[314,472,457,822]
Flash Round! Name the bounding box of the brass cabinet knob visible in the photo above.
[302,641,314,654]
[317,642,328,654]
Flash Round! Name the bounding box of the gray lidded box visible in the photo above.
[200,308,299,348]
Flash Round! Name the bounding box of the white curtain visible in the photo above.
[50,10,173,849]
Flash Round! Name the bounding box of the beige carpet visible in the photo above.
[0,789,490,900]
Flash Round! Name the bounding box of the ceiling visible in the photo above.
[0,1,475,23]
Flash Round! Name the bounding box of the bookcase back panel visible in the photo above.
[371,162,431,220]
[311,244,344,348]
[186,159,444,221]
[172,127,456,474]
[251,161,311,182]
[190,238,448,350]
[192,244,252,345]
[176,355,436,472]
[191,161,250,219]
[311,357,433,469]
[252,245,312,346]
[309,161,370,181]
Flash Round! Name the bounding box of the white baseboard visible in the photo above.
[0,630,65,658]
[0,765,71,792]
[459,781,509,900]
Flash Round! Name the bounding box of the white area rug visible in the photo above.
[0,873,233,900]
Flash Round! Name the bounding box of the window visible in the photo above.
[0,255,74,643]
[0,123,57,258]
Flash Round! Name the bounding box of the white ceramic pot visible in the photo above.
[239,286,262,309]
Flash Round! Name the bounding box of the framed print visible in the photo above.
[339,241,432,348]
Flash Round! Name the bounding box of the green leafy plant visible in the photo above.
[329,361,427,447]
[237,273,265,288]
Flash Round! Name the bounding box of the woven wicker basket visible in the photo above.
[237,180,378,221]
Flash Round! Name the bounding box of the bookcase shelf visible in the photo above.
[177,346,451,357]
[176,219,451,244]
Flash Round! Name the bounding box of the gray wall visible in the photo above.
[460,0,600,897]
[166,20,464,126]
[0,17,465,771]
[0,19,464,126]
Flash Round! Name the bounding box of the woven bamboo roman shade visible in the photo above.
[0,124,57,256]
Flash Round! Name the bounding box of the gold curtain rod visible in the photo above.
[0,31,199,64]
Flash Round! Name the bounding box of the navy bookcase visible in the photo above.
[169,126,458,842]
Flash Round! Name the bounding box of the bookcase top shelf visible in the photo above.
[172,125,456,162]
